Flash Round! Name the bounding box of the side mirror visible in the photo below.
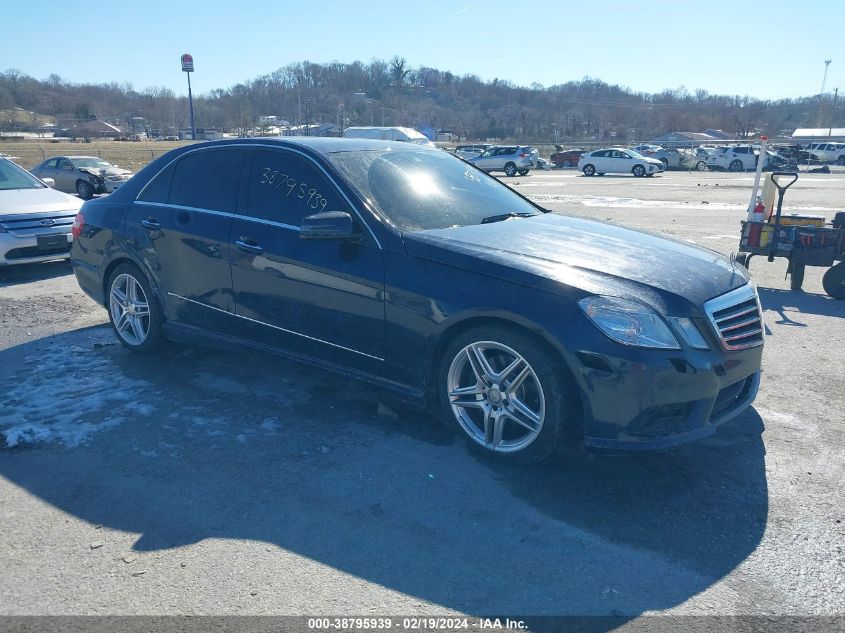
[41,177,55,187]
[300,211,356,240]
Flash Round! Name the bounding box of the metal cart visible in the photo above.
[735,172,845,299]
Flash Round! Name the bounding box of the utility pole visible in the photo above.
[817,59,832,128]
[830,87,839,137]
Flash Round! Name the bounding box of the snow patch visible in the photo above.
[0,342,150,448]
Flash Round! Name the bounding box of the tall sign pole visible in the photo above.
[181,53,196,141]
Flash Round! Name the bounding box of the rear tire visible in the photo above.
[837,156,845,166]
[729,160,744,172]
[437,324,580,463]
[660,158,669,171]
[583,164,595,176]
[788,261,805,291]
[562,160,572,167]
[736,253,751,269]
[504,162,517,177]
[822,262,845,299]
[107,263,166,353]
[696,161,706,171]
[517,169,529,176]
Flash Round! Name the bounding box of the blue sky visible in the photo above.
[2,0,841,100]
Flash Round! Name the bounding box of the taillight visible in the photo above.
[519,153,528,158]
[71,212,84,239]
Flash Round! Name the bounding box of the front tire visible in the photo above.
[582,164,595,176]
[504,162,517,177]
[660,158,669,171]
[696,161,707,171]
[107,263,166,353]
[438,325,580,462]
[517,169,529,176]
[632,164,646,177]
[837,156,845,166]
[77,180,95,200]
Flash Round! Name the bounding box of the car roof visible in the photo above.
[191,136,439,155]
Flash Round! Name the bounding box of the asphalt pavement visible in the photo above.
[0,169,842,625]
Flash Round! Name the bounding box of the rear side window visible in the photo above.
[245,149,348,225]
[168,149,245,212]
[138,162,175,203]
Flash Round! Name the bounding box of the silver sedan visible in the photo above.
[0,158,82,266]
[31,155,132,200]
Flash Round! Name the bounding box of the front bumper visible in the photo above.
[101,179,127,193]
[0,231,73,265]
[583,370,761,451]
[567,318,764,451]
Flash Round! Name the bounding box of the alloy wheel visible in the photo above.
[109,273,151,345]
[447,341,545,453]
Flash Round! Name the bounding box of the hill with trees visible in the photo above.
[1,58,841,142]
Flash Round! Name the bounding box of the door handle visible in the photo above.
[235,239,263,255]
[141,218,161,229]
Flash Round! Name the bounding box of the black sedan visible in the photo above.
[70,137,763,461]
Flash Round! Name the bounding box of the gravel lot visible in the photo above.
[0,168,843,624]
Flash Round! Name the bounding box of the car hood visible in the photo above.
[79,166,131,177]
[0,187,83,217]
[402,213,749,316]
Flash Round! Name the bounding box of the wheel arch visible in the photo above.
[101,254,166,316]
[425,313,583,402]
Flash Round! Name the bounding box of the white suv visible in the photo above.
[706,146,768,172]
[806,142,845,163]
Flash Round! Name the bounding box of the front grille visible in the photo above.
[704,285,764,351]
[0,213,77,236]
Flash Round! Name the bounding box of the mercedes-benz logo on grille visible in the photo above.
[40,219,55,226]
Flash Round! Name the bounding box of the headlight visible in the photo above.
[668,317,709,350]
[578,296,680,349]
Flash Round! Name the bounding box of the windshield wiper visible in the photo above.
[480,212,536,224]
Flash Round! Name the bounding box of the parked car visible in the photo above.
[835,145,845,166]
[805,142,845,163]
[31,156,133,200]
[632,145,684,170]
[705,146,769,172]
[550,149,585,168]
[577,148,664,177]
[468,145,534,176]
[71,137,763,461]
[0,157,82,266]
[454,144,491,160]
[679,150,708,171]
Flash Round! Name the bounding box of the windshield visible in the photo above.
[71,157,113,169]
[329,148,541,231]
[627,150,645,159]
[0,159,44,191]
